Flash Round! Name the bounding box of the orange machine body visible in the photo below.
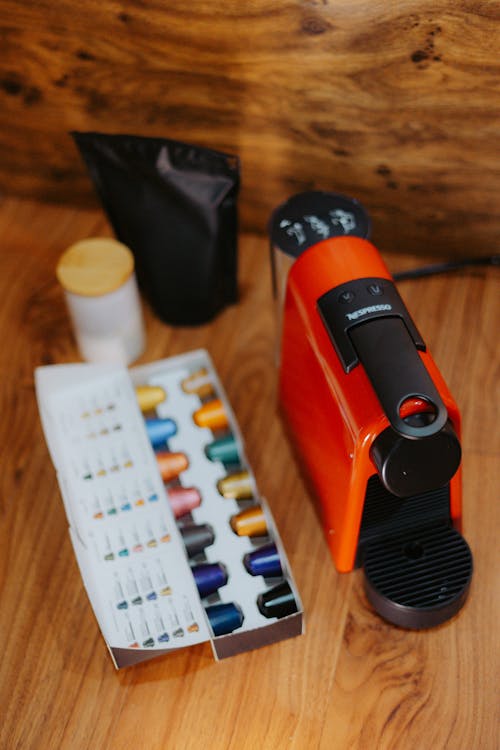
[279,236,462,572]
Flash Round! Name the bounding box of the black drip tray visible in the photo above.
[363,522,473,629]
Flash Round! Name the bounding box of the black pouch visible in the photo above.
[72,131,240,325]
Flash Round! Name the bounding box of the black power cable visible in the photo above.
[393,254,499,281]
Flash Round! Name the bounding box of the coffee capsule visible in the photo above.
[167,486,202,518]
[156,451,189,482]
[192,562,228,598]
[145,417,178,447]
[181,368,215,399]
[205,434,240,466]
[193,399,229,431]
[230,506,268,537]
[135,385,166,412]
[257,581,298,619]
[217,470,253,500]
[180,523,216,558]
[205,602,244,636]
[243,544,283,577]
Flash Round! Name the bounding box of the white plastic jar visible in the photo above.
[56,237,146,365]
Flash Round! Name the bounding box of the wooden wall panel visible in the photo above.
[0,0,499,255]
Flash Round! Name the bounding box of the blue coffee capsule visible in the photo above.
[243,544,283,578]
[192,562,228,598]
[205,602,244,636]
[257,581,298,619]
[145,417,178,448]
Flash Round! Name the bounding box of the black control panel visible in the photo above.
[269,191,371,258]
[317,277,425,373]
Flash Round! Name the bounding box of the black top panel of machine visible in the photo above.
[268,191,371,258]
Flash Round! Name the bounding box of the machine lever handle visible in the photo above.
[349,316,448,439]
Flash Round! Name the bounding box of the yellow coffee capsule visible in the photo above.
[135,385,167,412]
[181,368,215,399]
[230,506,268,538]
[193,399,229,431]
[217,470,253,500]
[156,451,189,483]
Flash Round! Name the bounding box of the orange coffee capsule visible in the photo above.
[156,451,189,483]
[193,399,229,431]
[230,506,268,538]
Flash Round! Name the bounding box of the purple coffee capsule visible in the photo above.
[243,543,283,578]
[192,562,228,598]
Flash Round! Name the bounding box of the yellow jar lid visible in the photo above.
[56,238,135,297]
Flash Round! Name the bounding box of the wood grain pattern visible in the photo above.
[0,196,498,749]
[0,1,499,256]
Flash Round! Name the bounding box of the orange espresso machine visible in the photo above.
[270,191,473,628]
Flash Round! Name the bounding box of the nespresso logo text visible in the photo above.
[346,304,392,320]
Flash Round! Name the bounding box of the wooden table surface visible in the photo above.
[0,197,498,749]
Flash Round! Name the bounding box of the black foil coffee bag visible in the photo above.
[72,132,240,325]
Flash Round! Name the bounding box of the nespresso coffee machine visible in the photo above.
[270,191,473,629]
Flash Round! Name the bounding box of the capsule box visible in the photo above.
[35,349,303,668]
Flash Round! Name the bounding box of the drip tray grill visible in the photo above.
[363,522,473,629]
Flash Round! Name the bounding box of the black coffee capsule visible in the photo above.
[180,523,215,558]
[257,581,298,619]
